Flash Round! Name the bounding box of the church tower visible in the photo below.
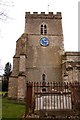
[8,12,64,99]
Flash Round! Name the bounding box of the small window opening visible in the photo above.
[40,24,47,35]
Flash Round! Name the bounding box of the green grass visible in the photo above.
[0,96,2,120]
[2,97,25,119]
[0,92,7,97]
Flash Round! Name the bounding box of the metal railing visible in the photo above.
[25,82,80,117]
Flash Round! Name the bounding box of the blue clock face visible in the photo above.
[40,37,49,46]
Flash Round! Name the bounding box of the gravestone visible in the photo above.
[35,94,72,111]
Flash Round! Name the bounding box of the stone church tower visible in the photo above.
[8,12,80,100]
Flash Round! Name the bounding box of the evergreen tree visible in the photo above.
[2,62,12,91]
[4,62,12,79]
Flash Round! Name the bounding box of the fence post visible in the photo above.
[26,82,33,115]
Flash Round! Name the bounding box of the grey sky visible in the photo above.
[0,0,79,74]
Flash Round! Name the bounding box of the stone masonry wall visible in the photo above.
[62,52,80,82]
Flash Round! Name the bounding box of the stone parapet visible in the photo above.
[65,52,80,56]
[25,12,62,19]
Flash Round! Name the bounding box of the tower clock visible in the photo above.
[40,37,49,46]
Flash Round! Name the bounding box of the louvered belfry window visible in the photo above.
[40,24,47,35]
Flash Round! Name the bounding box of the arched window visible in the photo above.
[40,24,47,35]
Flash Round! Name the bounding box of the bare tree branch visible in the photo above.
[0,0,13,7]
[0,0,14,21]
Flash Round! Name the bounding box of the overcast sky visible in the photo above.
[0,0,79,74]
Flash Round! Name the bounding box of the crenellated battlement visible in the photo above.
[25,12,62,19]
